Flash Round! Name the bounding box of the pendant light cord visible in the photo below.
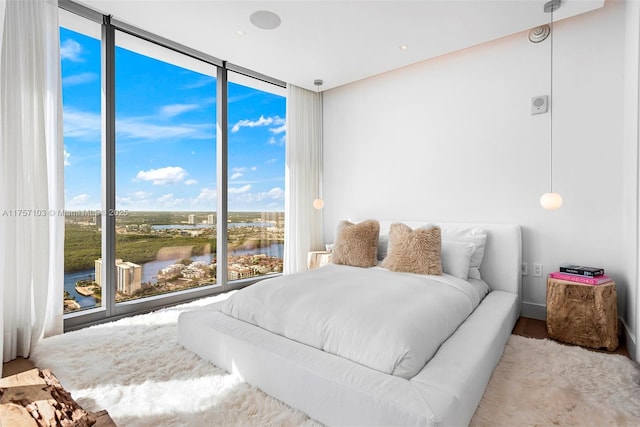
[549,8,554,193]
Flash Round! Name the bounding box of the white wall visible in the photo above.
[624,0,640,360]
[0,1,5,50]
[322,0,636,355]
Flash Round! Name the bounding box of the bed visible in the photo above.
[178,221,522,426]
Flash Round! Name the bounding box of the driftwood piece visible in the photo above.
[546,278,618,351]
[0,368,115,427]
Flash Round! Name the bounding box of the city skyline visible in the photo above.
[60,26,287,213]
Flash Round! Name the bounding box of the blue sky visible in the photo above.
[60,27,286,212]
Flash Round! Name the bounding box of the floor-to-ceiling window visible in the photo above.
[113,30,218,303]
[226,73,286,283]
[59,3,285,328]
[60,13,103,314]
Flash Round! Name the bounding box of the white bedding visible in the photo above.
[221,263,483,379]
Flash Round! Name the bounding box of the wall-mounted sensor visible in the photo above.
[531,95,548,115]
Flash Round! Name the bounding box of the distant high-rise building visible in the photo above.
[94,258,141,294]
[188,214,196,225]
[207,214,214,225]
[95,258,122,286]
[116,261,142,294]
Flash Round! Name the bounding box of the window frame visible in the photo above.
[60,0,286,331]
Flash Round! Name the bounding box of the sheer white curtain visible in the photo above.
[283,84,323,274]
[0,0,64,365]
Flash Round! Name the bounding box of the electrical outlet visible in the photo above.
[521,263,528,276]
[533,263,543,277]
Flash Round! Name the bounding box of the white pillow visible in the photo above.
[441,241,475,280]
[441,227,487,280]
[377,233,389,261]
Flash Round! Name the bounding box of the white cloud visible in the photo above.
[116,196,131,206]
[184,179,198,185]
[227,186,285,211]
[231,115,285,133]
[117,118,214,141]
[116,191,153,209]
[133,191,152,199]
[62,107,215,142]
[268,134,286,146]
[63,72,98,86]
[65,191,99,209]
[182,78,215,90]
[230,166,257,179]
[60,39,83,62]
[196,188,217,201]
[136,166,187,185]
[157,193,184,208]
[72,193,91,203]
[267,187,284,200]
[66,193,99,210]
[270,124,286,134]
[64,148,71,166]
[229,184,251,194]
[160,103,199,118]
[63,108,101,140]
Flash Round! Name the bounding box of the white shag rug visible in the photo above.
[471,334,640,427]
[31,294,640,427]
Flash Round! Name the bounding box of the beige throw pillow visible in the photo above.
[331,220,380,268]
[381,223,442,275]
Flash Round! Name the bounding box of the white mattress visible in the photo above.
[178,222,522,426]
[179,290,519,426]
[221,264,483,378]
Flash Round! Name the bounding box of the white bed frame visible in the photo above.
[178,223,522,426]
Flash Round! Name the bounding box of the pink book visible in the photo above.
[548,272,613,285]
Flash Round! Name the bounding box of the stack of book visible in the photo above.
[548,264,613,285]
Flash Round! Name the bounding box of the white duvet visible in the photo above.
[221,264,481,379]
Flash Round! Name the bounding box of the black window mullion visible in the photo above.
[216,65,229,289]
[101,15,117,317]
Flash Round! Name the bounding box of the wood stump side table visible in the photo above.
[546,278,618,351]
[0,368,116,426]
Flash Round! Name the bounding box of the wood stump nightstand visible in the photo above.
[307,251,332,270]
[0,368,116,426]
[546,278,618,351]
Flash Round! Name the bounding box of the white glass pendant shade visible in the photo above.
[540,192,563,210]
[313,198,325,210]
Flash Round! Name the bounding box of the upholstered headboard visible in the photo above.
[374,221,522,298]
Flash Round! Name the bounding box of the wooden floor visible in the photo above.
[2,356,35,378]
[2,317,632,378]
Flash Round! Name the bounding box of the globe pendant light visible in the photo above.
[540,0,563,210]
[313,79,324,210]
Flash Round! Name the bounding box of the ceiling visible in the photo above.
[77,0,605,92]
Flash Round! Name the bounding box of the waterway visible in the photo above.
[64,269,100,308]
[64,242,284,310]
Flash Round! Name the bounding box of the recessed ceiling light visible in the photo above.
[236,30,246,36]
[399,45,408,51]
[249,10,281,30]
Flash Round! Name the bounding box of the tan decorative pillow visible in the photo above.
[381,223,442,275]
[331,220,380,268]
